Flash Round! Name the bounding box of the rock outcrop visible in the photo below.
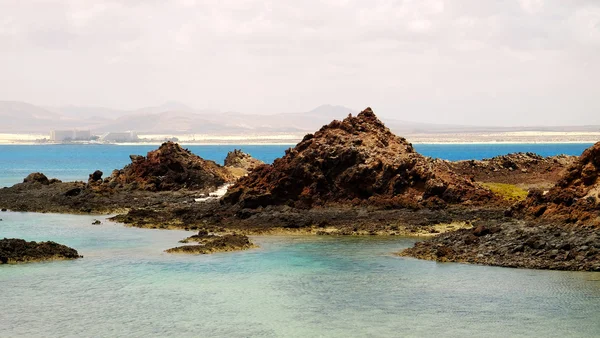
[103,142,235,191]
[0,142,236,214]
[513,141,600,225]
[166,233,255,254]
[224,149,264,171]
[450,153,576,188]
[23,173,61,185]
[399,222,600,271]
[223,108,496,209]
[0,238,81,264]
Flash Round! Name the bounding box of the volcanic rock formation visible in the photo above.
[223,108,495,209]
[104,142,235,191]
[166,233,255,254]
[513,141,600,225]
[399,222,600,271]
[450,153,576,188]
[0,142,237,214]
[0,238,81,264]
[224,149,264,171]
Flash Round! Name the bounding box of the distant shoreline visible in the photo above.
[1,131,598,146]
[0,141,597,146]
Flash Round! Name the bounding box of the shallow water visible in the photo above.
[1,212,600,337]
[0,143,593,187]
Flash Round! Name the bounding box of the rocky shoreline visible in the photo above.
[399,221,600,271]
[0,238,82,264]
[1,108,599,267]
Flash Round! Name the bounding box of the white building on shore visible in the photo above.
[50,130,91,142]
[100,131,138,142]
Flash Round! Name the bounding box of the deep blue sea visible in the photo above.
[2,143,600,337]
[0,143,593,188]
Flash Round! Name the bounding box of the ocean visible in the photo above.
[1,143,600,337]
[0,143,593,188]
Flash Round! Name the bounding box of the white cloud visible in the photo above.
[0,0,598,125]
[569,6,600,45]
[519,0,544,14]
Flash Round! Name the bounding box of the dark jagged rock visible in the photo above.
[88,170,103,184]
[166,233,255,254]
[0,238,81,264]
[224,149,264,171]
[450,153,576,188]
[23,172,50,185]
[399,221,600,271]
[104,142,235,191]
[512,141,600,226]
[223,107,496,209]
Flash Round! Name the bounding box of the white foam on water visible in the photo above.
[194,184,231,202]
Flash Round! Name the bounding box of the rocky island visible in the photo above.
[166,232,255,254]
[400,141,600,271]
[0,141,238,214]
[0,238,81,264]
[1,108,598,265]
[110,108,509,236]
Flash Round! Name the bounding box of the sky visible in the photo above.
[0,0,599,126]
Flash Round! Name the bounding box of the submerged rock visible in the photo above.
[166,233,255,254]
[0,238,81,264]
[223,107,496,209]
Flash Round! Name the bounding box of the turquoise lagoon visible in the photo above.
[1,212,600,337]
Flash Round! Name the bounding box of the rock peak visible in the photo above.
[103,142,235,191]
[224,107,495,209]
[357,107,374,117]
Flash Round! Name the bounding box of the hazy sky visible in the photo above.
[1,0,599,126]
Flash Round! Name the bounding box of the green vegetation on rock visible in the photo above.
[481,183,528,202]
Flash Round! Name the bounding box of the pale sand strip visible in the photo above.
[1,131,598,145]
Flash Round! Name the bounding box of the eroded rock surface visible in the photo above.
[450,153,576,188]
[166,233,255,254]
[224,149,264,171]
[224,108,496,209]
[104,141,235,191]
[512,141,600,225]
[0,238,81,264]
[399,222,600,271]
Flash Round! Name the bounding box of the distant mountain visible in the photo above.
[48,105,127,119]
[0,101,67,133]
[1,100,599,136]
[132,101,197,115]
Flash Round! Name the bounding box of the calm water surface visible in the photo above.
[1,212,600,337]
[0,143,593,187]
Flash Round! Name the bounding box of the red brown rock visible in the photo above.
[224,149,264,171]
[514,141,600,225]
[105,142,235,191]
[450,153,576,188]
[223,108,496,209]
